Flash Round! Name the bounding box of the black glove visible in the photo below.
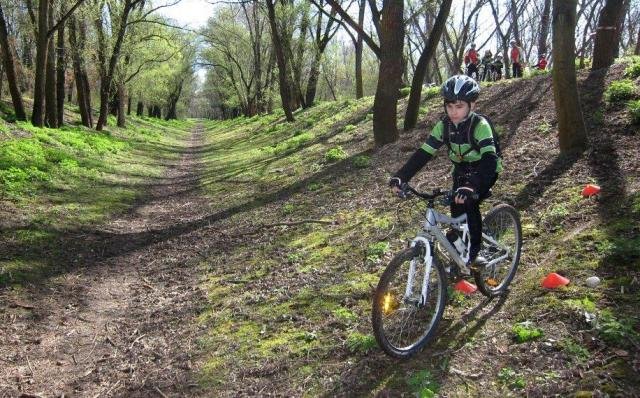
[455,187,478,201]
[389,177,402,188]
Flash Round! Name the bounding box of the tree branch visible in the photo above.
[311,0,380,57]
[47,0,86,38]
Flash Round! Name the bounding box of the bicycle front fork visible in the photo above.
[407,237,434,307]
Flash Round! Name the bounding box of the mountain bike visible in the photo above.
[371,184,522,358]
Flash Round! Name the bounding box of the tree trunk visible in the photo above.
[166,79,183,120]
[305,49,321,107]
[56,11,66,127]
[538,0,551,57]
[613,0,630,58]
[136,101,143,116]
[552,0,587,153]
[592,0,625,70]
[96,0,136,131]
[293,5,309,109]
[68,17,92,127]
[31,0,49,127]
[372,0,404,146]
[153,105,161,118]
[355,0,365,99]
[117,82,125,127]
[510,0,521,45]
[45,2,58,128]
[127,95,131,115]
[265,0,294,122]
[404,0,453,131]
[635,25,640,55]
[0,4,26,121]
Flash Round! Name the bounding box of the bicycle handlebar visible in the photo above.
[399,184,479,202]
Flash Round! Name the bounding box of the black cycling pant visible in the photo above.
[512,62,522,78]
[466,63,479,79]
[481,65,493,81]
[450,172,498,260]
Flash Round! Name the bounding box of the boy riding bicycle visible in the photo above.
[389,75,502,272]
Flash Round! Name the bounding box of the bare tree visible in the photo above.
[404,0,453,131]
[0,4,27,120]
[552,0,586,153]
[30,0,85,127]
[68,16,92,127]
[318,0,407,146]
[266,0,295,121]
[538,0,551,57]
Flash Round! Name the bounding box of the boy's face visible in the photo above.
[445,100,472,124]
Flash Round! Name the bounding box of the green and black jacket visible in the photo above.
[394,112,502,191]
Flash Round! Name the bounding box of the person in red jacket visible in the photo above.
[464,43,480,79]
[535,53,548,70]
[510,40,524,78]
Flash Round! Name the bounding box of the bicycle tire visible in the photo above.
[372,246,447,358]
[474,204,522,297]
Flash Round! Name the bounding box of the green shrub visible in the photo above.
[423,86,440,100]
[605,79,637,103]
[624,61,640,79]
[529,68,551,77]
[352,155,371,168]
[399,87,411,98]
[628,99,640,125]
[596,311,639,347]
[512,322,543,343]
[325,146,347,162]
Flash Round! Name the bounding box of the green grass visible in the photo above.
[498,367,526,390]
[629,99,640,125]
[0,116,193,286]
[325,146,348,162]
[623,57,640,78]
[407,369,440,398]
[512,322,544,343]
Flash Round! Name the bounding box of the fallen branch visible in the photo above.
[154,386,169,398]
[128,334,146,351]
[450,367,482,379]
[10,301,35,310]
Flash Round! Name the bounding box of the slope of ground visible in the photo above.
[193,59,640,396]
[0,57,638,397]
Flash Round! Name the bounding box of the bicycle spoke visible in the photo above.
[373,249,446,356]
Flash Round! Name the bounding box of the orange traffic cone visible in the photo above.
[454,280,477,294]
[541,272,570,289]
[582,184,601,198]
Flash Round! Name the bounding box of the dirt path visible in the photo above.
[1,125,215,397]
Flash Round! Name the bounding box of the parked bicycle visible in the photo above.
[371,184,522,358]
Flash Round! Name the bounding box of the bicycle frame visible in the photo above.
[404,206,512,306]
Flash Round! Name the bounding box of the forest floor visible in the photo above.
[0,123,213,396]
[1,58,640,397]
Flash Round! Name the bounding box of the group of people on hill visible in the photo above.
[463,40,547,81]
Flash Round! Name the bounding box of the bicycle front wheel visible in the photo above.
[474,204,523,297]
[372,246,447,358]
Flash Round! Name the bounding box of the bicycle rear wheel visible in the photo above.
[372,246,447,358]
[474,204,522,297]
